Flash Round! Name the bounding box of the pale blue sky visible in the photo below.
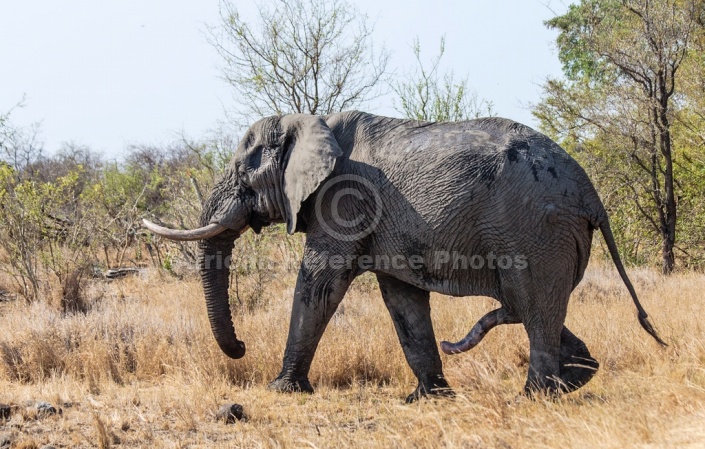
[0,0,569,157]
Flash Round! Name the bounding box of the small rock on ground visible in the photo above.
[216,403,246,423]
[36,402,59,416]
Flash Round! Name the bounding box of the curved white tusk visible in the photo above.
[142,219,228,241]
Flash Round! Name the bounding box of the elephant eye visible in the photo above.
[248,147,262,168]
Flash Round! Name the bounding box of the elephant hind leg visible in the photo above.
[521,315,599,396]
[524,330,562,396]
[500,280,566,396]
[559,327,599,392]
[440,307,520,355]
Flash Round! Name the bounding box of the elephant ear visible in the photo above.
[280,114,343,234]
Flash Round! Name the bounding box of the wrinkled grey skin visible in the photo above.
[190,111,664,402]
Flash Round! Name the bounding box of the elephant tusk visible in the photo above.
[142,219,228,241]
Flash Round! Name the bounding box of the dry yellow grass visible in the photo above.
[1,263,704,448]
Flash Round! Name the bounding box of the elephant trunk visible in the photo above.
[198,187,250,360]
[199,236,246,359]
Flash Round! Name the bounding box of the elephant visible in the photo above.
[144,111,665,402]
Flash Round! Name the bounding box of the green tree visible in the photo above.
[0,164,97,302]
[393,37,493,122]
[209,0,389,119]
[534,0,704,273]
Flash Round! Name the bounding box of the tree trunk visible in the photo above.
[658,94,677,275]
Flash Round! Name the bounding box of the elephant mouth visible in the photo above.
[249,213,270,234]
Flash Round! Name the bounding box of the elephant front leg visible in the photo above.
[268,249,354,394]
[377,274,452,403]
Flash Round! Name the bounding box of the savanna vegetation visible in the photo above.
[1,263,704,447]
[1,0,704,447]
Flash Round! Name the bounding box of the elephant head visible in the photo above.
[143,114,343,359]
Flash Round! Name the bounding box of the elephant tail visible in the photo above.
[598,218,667,346]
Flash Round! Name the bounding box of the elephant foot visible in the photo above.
[559,355,599,391]
[267,375,314,394]
[522,375,563,399]
[558,327,599,393]
[406,375,454,404]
